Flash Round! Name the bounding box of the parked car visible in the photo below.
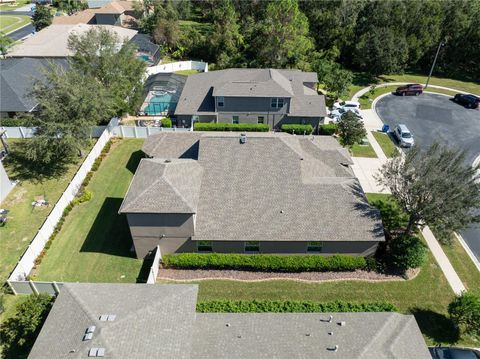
[453,94,480,109]
[329,107,361,122]
[392,124,414,147]
[332,100,360,110]
[395,84,424,96]
[429,346,480,359]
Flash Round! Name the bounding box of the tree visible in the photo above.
[153,18,181,50]
[32,4,53,31]
[0,294,54,358]
[209,0,243,68]
[389,235,428,270]
[376,143,480,238]
[252,0,314,69]
[336,111,366,146]
[0,33,14,56]
[68,27,146,114]
[312,51,353,98]
[448,292,480,336]
[24,65,115,165]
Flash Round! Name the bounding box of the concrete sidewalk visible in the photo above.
[351,107,466,295]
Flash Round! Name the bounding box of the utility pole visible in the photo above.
[425,40,445,89]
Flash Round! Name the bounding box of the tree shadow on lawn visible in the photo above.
[126,149,145,174]
[80,197,136,258]
[410,307,460,345]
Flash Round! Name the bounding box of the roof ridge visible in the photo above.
[357,313,398,359]
[163,166,195,212]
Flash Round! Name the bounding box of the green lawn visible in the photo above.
[0,15,30,33]
[174,69,200,75]
[441,237,480,292]
[0,140,93,284]
[349,142,377,158]
[0,0,30,11]
[33,139,145,283]
[372,131,399,158]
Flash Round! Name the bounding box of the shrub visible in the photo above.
[162,253,367,272]
[0,294,54,358]
[194,122,270,132]
[196,300,397,313]
[319,123,337,135]
[91,157,102,171]
[281,124,313,135]
[389,235,427,270]
[161,117,172,128]
[74,190,92,205]
[448,292,480,336]
[0,117,38,127]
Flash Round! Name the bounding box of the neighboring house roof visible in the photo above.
[6,24,137,58]
[131,33,159,57]
[127,132,384,243]
[29,283,431,359]
[52,9,97,25]
[87,0,111,8]
[28,283,199,359]
[174,68,327,118]
[120,158,203,214]
[193,312,431,359]
[94,0,134,13]
[0,58,68,113]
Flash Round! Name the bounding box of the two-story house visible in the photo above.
[174,68,327,130]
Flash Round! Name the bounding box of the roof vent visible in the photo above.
[338,321,346,327]
[83,333,93,341]
[88,348,105,357]
[327,345,339,352]
[165,159,172,163]
[280,210,284,214]
[305,333,311,337]
[340,162,349,168]
[226,323,231,327]
[321,315,333,323]
[86,326,96,334]
[99,314,116,321]
[239,133,247,144]
[328,332,333,336]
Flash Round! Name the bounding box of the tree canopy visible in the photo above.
[376,143,480,239]
[448,292,480,336]
[32,4,53,31]
[337,111,367,146]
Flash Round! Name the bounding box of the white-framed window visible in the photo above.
[197,240,212,252]
[271,98,284,109]
[307,241,323,253]
[217,96,225,107]
[245,241,260,252]
[232,116,239,124]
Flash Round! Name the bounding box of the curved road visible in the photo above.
[376,93,480,261]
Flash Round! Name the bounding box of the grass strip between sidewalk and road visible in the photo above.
[371,131,399,158]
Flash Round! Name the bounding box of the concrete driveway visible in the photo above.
[376,93,480,262]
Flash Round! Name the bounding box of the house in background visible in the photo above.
[119,132,384,258]
[0,58,68,118]
[28,283,432,358]
[174,68,327,130]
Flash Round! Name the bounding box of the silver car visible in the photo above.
[393,124,414,148]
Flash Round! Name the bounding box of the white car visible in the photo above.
[392,124,414,148]
[329,107,362,122]
[333,100,360,110]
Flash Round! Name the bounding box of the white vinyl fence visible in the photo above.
[146,246,161,284]
[7,123,113,294]
[1,124,191,139]
[146,60,208,77]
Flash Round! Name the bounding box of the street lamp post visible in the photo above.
[425,40,445,89]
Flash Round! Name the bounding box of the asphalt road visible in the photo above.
[376,93,480,261]
[5,22,34,40]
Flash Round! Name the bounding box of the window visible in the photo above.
[197,241,212,252]
[271,98,284,109]
[232,116,239,124]
[307,241,323,252]
[257,116,264,124]
[245,241,260,252]
[217,96,224,107]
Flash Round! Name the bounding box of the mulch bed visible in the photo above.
[157,268,410,283]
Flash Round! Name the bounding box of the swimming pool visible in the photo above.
[142,93,176,115]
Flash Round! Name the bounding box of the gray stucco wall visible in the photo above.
[95,13,121,25]
[177,115,216,127]
[217,97,289,114]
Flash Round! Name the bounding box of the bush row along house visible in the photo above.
[28,283,431,359]
[119,132,384,258]
[173,68,328,131]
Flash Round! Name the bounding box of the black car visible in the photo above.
[453,94,480,109]
[429,346,480,359]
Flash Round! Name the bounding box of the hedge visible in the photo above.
[162,253,367,272]
[0,117,38,127]
[281,124,313,135]
[161,117,172,128]
[194,122,270,132]
[196,300,398,313]
[319,123,337,135]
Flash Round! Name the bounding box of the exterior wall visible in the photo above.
[126,213,195,258]
[95,13,120,25]
[276,116,324,131]
[176,115,216,127]
[218,97,289,114]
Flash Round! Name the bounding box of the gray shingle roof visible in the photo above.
[28,283,199,359]
[174,68,327,117]
[119,158,203,214]
[0,58,68,113]
[134,132,384,242]
[192,312,431,359]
